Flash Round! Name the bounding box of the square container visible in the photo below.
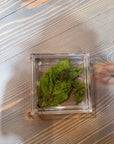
[30,53,92,115]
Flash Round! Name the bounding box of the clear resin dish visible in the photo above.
[30,53,92,115]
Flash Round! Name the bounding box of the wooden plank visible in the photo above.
[0,0,113,64]
[0,1,114,144]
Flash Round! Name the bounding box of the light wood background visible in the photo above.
[0,0,114,144]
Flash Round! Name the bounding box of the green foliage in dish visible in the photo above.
[37,59,85,107]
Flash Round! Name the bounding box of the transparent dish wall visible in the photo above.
[30,53,92,115]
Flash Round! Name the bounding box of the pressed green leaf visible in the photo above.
[37,59,70,107]
[47,81,72,107]
[37,59,85,107]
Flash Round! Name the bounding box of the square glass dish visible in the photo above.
[30,53,92,115]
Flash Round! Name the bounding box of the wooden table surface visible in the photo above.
[0,0,114,144]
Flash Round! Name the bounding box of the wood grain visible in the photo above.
[21,91,112,144]
[19,0,52,9]
[0,0,113,63]
[93,131,113,144]
[0,0,113,143]
[0,98,24,112]
[0,0,36,20]
[23,99,113,144]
